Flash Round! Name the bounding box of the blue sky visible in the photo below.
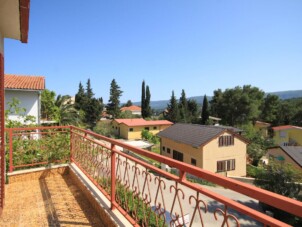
[4,0,302,103]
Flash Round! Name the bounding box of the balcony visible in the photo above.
[1,126,302,226]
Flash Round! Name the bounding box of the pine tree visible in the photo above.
[179,89,188,122]
[75,82,85,110]
[201,95,210,124]
[86,78,94,99]
[106,79,123,119]
[145,85,152,118]
[141,80,146,118]
[166,91,179,123]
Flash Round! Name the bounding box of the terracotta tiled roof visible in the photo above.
[272,125,302,131]
[114,118,173,127]
[120,105,141,111]
[4,74,45,90]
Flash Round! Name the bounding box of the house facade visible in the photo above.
[158,123,248,176]
[112,118,173,140]
[272,125,302,146]
[120,105,142,116]
[267,146,302,170]
[5,75,45,125]
[254,121,271,137]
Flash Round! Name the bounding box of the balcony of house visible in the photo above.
[0,126,301,227]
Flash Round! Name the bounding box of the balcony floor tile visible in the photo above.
[0,174,105,227]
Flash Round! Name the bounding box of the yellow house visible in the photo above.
[267,146,302,171]
[158,123,248,176]
[272,125,302,146]
[112,119,173,140]
[254,121,271,137]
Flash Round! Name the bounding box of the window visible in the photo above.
[280,131,287,138]
[173,150,183,162]
[129,128,133,132]
[145,127,150,131]
[218,135,234,147]
[167,148,171,154]
[191,158,197,166]
[217,159,235,172]
[153,126,157,130]
[162,146,165,151]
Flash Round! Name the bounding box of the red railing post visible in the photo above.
[9,128,13,173]
[70,126,73,162]
[179,170,186,182]
[111,143,117,210]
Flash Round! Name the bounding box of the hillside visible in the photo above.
[132,90,302,110]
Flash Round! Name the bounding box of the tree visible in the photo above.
[75,82,86,110]
[187,99,199,123]
[75,79,102,128]
[55,95,81,126]
[241,123,274,166]
[201,95,210,124]
[145,85,152,118]
[210,85,265,126]
[261,94,280,124]
[179,89,188,123]
[141,80,146,118]
[125,100,132,107]
[165,91,179,123]
[106,79,123,119]
[255,161,302,225]
[41,89,58,120]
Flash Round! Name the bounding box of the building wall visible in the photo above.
[112,120,171,140]
[5,90,41,124]
[274,129,302,146]
[203,132,247,176]
[161,132,247,176]
[254,124,269,137]
[267,147,301,170]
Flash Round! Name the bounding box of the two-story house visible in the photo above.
[158,123,248,176]
[272,125,302,146]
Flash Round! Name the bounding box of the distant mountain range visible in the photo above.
[133,90,302,110]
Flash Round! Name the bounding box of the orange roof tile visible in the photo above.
[272,125,302,131]
[4,74,45,90]
[114,118,173,127]
[120,105,141,111]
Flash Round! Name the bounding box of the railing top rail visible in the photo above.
[70,125,302,218]
[5,125,71,131]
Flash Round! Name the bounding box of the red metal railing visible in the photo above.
[6,126,70,172]
[6,125,302,226]
[0,53,5,215]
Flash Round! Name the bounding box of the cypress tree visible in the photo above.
[179,89,188,122]
[141,80,146,118]
[201,95,210,124]
[145,85,152,118]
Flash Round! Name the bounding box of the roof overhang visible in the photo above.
[0,0,30,43]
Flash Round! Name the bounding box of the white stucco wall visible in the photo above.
[5,90,41,124]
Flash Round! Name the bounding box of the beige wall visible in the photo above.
[273,129,302,146]
[112,121,171,140]
[161,132,247,176]
[267,147,301,170]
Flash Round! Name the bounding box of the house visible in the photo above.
[5,74,45,124]
[267,146,302,170]
[120,105,142,116]
[272,125,302,146]
[157,123,248,176]
[254,121,271,137]
[112,118,173,140]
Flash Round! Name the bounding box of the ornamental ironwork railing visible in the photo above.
[6,125,302,226]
